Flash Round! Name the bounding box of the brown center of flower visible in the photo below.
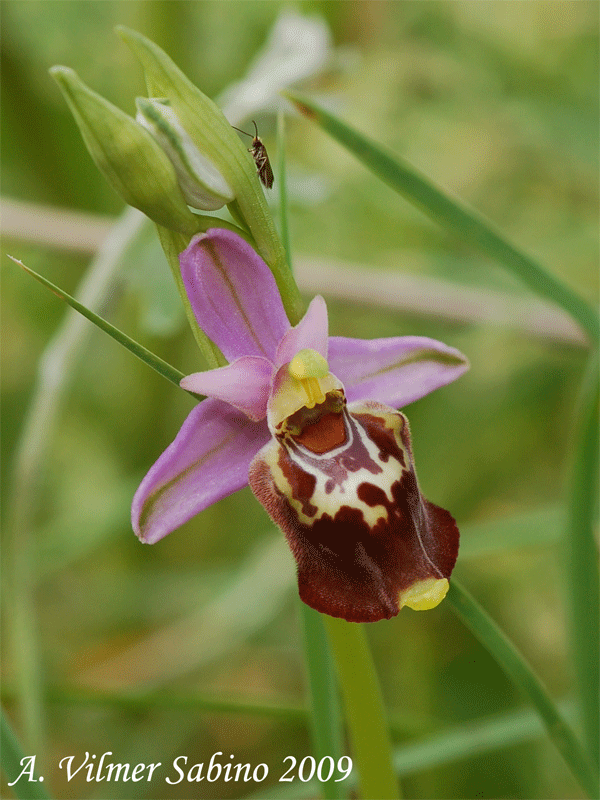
[292,410,347,454]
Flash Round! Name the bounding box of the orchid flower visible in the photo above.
[132,229,468,623]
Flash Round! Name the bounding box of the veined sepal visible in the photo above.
[155,226,226,368]
[249,399,459,623]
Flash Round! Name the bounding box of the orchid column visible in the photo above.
[52,28,468,800]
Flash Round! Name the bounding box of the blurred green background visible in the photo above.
[2,2,598,798]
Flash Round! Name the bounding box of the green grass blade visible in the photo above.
[447,580,599,798]
[458,505,564,559]
[323,617,400,799]
[3,209,147,762]
[300,604,347,800]
[246,698,574,800]
[391,698,575,778]
[1,686,306,722]
[276,110,293,271]
[1,709,52,800]
[256,617,401,800]
[565,352,600,766]
[285,93,599,345]
[9,256,189,391]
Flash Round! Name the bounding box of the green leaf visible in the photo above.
[391,699,576,778]
[300,604,347,800]
[458,505,564,559]
[323,617,400,799]
[8,686,306,722]
[245,699,577,800]
[8,257,192,393]
[565,352,600,767]
[286,93,599,345]
[447,580,599,799]
[136,97,235,210]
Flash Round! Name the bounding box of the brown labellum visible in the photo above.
[248,398,460,623]
[232,120,274,189]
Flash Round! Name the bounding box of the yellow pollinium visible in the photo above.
[399,577,449,611]
[288,349,329,409]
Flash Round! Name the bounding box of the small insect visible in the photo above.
[232,120,274,189]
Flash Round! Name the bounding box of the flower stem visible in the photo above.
[323,616,401,799]
[447,580,599,799]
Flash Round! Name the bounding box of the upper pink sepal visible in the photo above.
[180,228,290,362]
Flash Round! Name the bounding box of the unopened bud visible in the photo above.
[116,25,294,305]
[136,98,234,211]
[50,66,198,235]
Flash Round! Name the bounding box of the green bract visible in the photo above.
[50,66,199,235]
[50,27,303,328]
[116,26,302,323]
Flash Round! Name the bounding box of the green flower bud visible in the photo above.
[50,66,198,235]
[136,97,234,211]
[116,26,302,323]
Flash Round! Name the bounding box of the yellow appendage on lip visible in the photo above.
[399,577,449,610]
[288,349,329,409]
